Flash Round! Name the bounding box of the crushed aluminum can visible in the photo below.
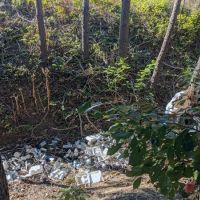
[6,171,18,182]
[13,152,21,158]
[40,141,47,147]
[63,143,73,149]
[85,146,103,157]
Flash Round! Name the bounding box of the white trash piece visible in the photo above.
[85,134,103,144]
[165,91,186,115]
[3,160,9,171]
[85,146,103,157]
[25,165,43,177]
[6,171,18,182]
[63,143,73,149]
[14,152,21,158]
[40,141,47,147]
[49,168,69,180]
[75,170,103,186]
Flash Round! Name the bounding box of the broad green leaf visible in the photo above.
[133,177,142,189]
[77,102,91,114]
[107,143,122,155]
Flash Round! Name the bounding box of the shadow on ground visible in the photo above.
[105,188,162,200]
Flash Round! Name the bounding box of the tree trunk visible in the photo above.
[191,56,200,85]
[35,0,48,67]
[0,157,9,200]
[150,0,182,86]
[82,0,90,61]
[119,0,130,58]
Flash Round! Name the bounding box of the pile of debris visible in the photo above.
[1,134,128,186]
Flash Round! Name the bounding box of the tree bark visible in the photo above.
[119,0,130,58]
[0,157,9,200]
[82,0,90,61]
[150,0,182,86]
[35,0,48,67]
[190,56,200,85]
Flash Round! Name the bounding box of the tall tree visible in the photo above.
[0,158,9,200]
[150,0,182,86]
[82,0,90,61]
[35,0,48,67]
[190,56,200,85]
[119,0,130,58]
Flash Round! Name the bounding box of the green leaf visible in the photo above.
[127,166,143,177]
[84,102,103,113]
[167,148,174,161]
[77,102,91,113]
[133,177,142,189]
[107,143,122,155]
[112,132,132,142]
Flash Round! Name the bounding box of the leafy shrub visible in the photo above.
[105,104,200,199]
[60,187,86,200]
[135,60,156,90]
[104,58,130,91]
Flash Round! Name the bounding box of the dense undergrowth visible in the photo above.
[0,0,200,136]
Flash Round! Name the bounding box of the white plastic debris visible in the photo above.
[49,168,69,180]
[64,149,73,158]
[74,148,79,157]
[85,134,103,144]
[26,165,43,177]
[6,171,18,182]
[85,146,103,157]
[40,141,47,147]
[14,152,21,158]
[75,170,103,186]
[63,143,73,149]
[3,160,9,171]
[165,91,186,114]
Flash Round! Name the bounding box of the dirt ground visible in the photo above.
[9,171,162,200]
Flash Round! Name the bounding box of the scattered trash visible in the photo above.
[1,133,127,185]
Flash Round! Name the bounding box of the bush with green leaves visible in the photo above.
[60,187,86,200]
[105,104,200,199]
[104,58,130,91]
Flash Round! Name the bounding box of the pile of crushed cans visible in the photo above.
[1,133,128,186]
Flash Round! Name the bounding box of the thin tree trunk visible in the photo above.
[150,0,182,86]
[119,0,130,58]
[82,0,89,61]
[190,56,200,85]
[0,157,9,200]
[35,0,48,67]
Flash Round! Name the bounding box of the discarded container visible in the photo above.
[26,165,43,177]
[49,168,69,180]
[85,134,103,145]
[14,152,21,158]
[75,170,103,186]
[85,146,103,157]
[40,141,47,147]
[6,171,18,182]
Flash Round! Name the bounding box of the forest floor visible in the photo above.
[9,172,161,200]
